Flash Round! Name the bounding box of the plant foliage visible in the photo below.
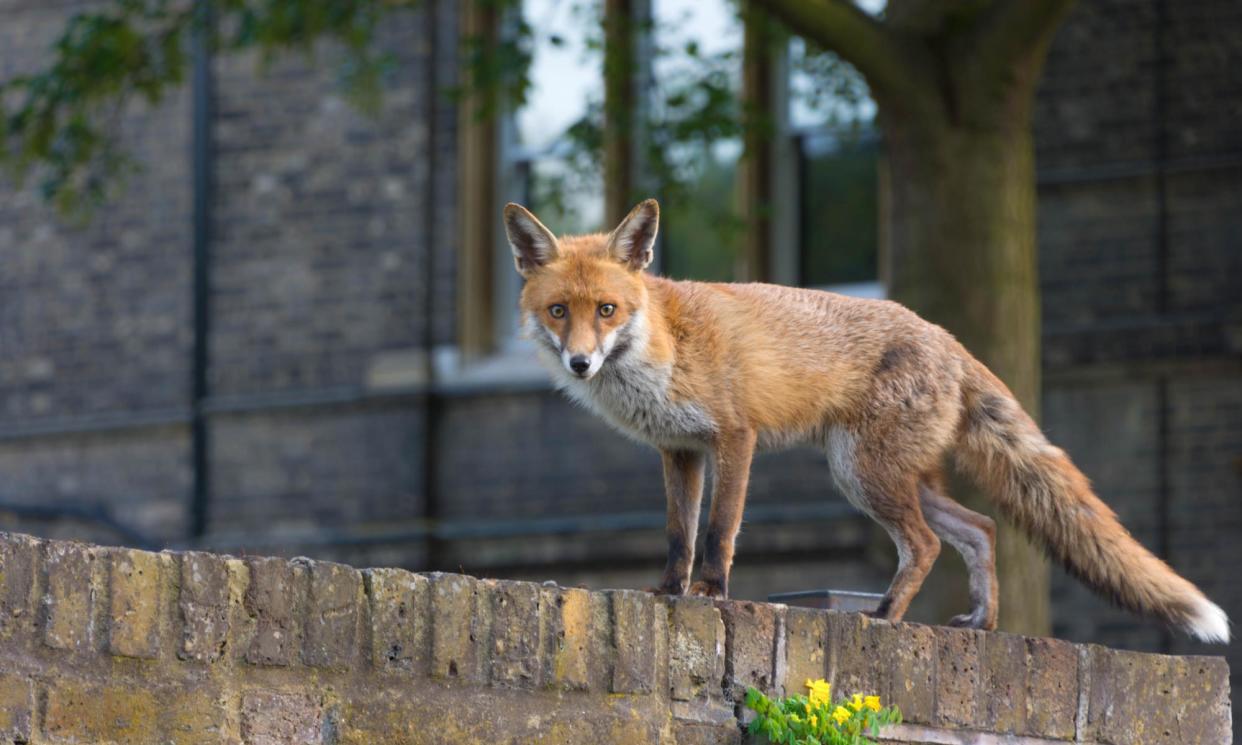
[745,679,901,745]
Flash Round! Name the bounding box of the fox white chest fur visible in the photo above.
[528,312,715,448]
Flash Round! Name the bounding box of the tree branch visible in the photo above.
[748,0,933,108]
[971,0,1079,74]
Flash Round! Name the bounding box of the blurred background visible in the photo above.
[0,0,1239,725]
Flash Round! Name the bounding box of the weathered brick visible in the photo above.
[42,540,98,653]
[429,572,484,681]
[179,551,231,663]
[162,687,231,745]
[875,621,935,725]
[825,612,883,702]
[610,589,658,694]
[0,533,38,643]
[241,690,323,745]
[1024,636,1077,739]
[981,632,1026,734]
[718,599,781,699]
[544,585,593,691]
[1085,646,1232,745]
[934,627,983,728]
[673,721,742,745]
[44,680,160,744]
[302,560,361,668]
[108,548,166,659]
[244,556,306,666]
[366,567,429,673]
[486,579,543,687]
[0,673,32,742]
[668,597,725,702]
[782,607,827,698]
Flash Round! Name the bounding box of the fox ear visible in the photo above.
[607,199,658,271]
[504,203,559,278]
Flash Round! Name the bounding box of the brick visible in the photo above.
[609,589,657,694]
[44,680,160,744]
[108,548,166,659]
[429,572,484,681]
[782,607,827,698]
[486,579,543,687]
[179,551,231,663]
[668,597,725,702]
[875,622,935,726]
[544,585,593,691]
[825,612,883,701]
[0,673,32,742]
[366,568,430,673]
[1174,655,1233,745]
[303,560,361,668]
[589,591,615,692]
[241,690,323,745]
[981,632,1026,734]
[162,687,230,745]
[1024,636,1078,739]
[244,556,306,666]
[0,533,38,643]
[718,599,781,699]
[1085,646,1232,745]
[42,540,98,653]
[673,721,742,745]
[934,627,983,728]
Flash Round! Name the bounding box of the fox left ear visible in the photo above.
[606,199,659,271]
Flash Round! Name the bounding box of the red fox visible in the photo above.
[503,198,1230,642]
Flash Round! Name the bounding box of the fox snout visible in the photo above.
[562,347,603,379]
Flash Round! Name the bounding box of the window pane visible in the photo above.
[800,133,879,287]
[652,0,742,280]
[517,0,604,235]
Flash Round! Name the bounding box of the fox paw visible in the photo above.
[947,612,996,630]
[646,583,686,596]
[687,580,727,599]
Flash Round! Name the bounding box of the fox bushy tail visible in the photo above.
[954,358,1229,643]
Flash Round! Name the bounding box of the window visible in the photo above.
[454,0,886,372]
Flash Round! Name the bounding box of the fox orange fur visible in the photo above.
[504,199,1230,642]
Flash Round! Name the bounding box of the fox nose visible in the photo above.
[569,355,591,375]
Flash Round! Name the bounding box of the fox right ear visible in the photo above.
[504,203,559,278]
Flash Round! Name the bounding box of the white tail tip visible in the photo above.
[1186,598,1231,644]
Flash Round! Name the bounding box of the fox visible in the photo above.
[503,198,1230,643]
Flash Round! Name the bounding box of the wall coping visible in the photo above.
[0,531,1230,743]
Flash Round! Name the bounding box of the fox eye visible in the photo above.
[599,303,616,318]
[549,304,567,319]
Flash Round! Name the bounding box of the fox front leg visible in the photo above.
[688,430,757,599]
[653,449,707,595]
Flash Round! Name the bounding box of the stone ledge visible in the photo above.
[0,531,1230,744]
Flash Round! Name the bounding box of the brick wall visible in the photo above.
[0,0,194,541]
[0,531,1230,744]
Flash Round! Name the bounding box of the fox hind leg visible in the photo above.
[828,429,941,622]
[919,471,999,630]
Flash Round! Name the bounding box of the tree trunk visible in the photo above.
[881,107,1050,635]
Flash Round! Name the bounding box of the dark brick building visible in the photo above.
[1,0,1238,725]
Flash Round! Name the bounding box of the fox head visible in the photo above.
[505,199,659,380]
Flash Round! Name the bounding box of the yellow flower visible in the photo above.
[848,693,864,712]
[864,695,882,712]
[805,678,832,707]
[832,706,852,726]
[809,714,819,729]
